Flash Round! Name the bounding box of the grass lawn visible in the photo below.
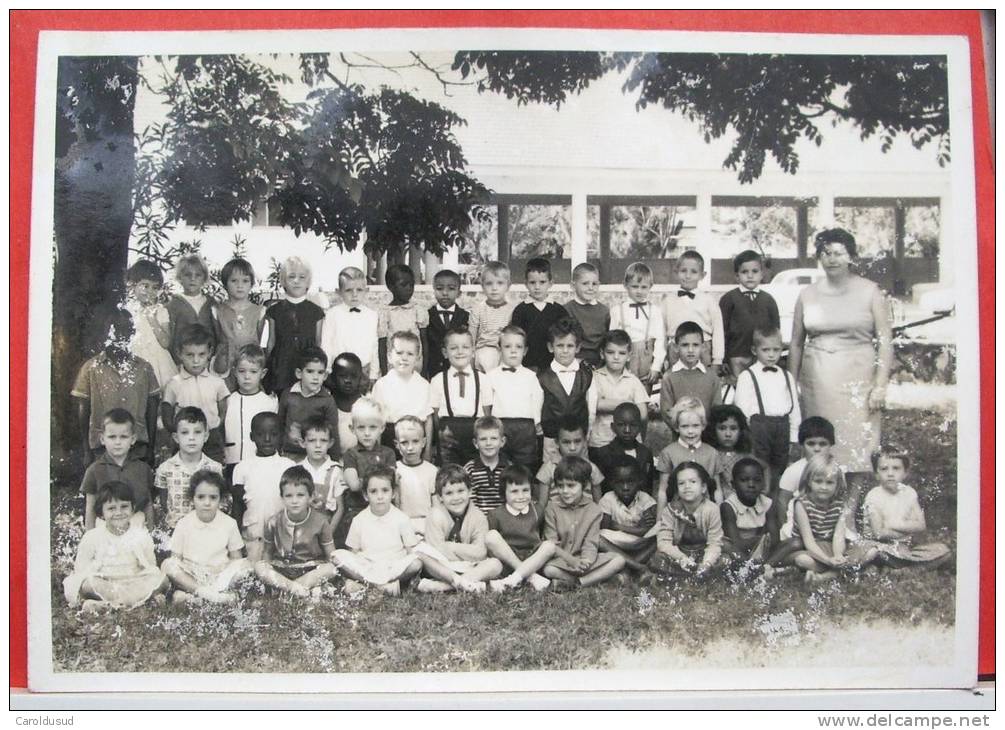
[48,409,958,675]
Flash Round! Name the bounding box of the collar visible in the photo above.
[731,493,771,516]
[180,292,206,305]
[180,368,211,380]
[677,439,703,451]
[341,302,365,312]
[191,511,223,529]
[505,503,530,516]
[96,451,136,468]
[289,382,325,397]
[550,359,580,375]
[597,367,632,381]
[283,508,313,527]
[486,299,510,309]
[671,360,707,373]
[389,301,414,309]
[436,304,457,313]
[753,362,783,374]
[474,453,510,472]
[285,294,308,304]
[529,298,551,309]
[573,297,598,306]
[740,286,762,295]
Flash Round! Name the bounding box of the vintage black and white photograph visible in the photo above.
[28,26,980,692]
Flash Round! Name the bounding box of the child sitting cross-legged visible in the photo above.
[650,462,723,580]
[720,457,778,569]
[485,464,556,593]
[412,464,504,593]
[162,470,252,604]
[255,465,338,600]
[597,456,658,575]
[333,466,423,596]
[542,456,627,591]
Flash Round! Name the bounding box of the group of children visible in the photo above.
[64,251,951,610]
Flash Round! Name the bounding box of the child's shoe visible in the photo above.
[549,577,579,593]
[527,574,551,592]
[81,599,105,613]
[308,587,323,603]
[171,591,193,605]
[379,581,401,596]
[457,579,486,593]
[489,579,510,593]
[196,586,235,604]
[343,579,366,596]
[418,578,451,593]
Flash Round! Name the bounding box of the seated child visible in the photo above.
[425,268,469,379]
[788,453,877,585]
[321,267,380,391]
[277,346,340,460]
[429,326,494,467]
[82,408,154,531]
[393,416,439,533]
[591,403,656,496]
[776,416,835,541]
[464,416,511,514]
[509,257,568,373]
[63,481,168,610]
[662,250,724,369]
[656,397,719,514]
[155,406,224,531]
[255,465,338,599]
[538,317,593,466]
[485,325,544,471]
[860,447,951,568]
[71,307,159,466]
[704,404,758,501]
[372,330,432,446]
[609,262,666,388]
[161,324,230,463]
[338,397,398,547]
[486,465,556,592]
[333,467,423,595]
[378,264,429,375]
[718,249,781,379]
[660,321,723,428]
[161,470,252,604]
[720,457,778,566]
[535,416,605,514]
[124,258,176,389]
[231,412,296,562]
[297,415,346,526]
[587,329,649,456]
[331,352,364,453]
[650,462,724,578]
[597,457,658,573]
[413,464,503,593]
[563,262,609,369]
[733,327,800,493]
[469,261,516,372]
[542,456,627,590]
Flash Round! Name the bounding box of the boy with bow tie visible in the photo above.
[485,325,544,473]
[662,250,725,371]
[537,317,594,468]
[718,250,781,381]
[425,268,469,379]
[321,267,380,391]
[610,262,666,389]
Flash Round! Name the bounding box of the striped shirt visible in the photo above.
[793,497,843,542]
[464,455,511,513]
[469,300,517,351]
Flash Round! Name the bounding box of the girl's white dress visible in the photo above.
[126,300,177,388]
[63,523,164,608]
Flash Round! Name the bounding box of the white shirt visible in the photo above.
[320,303,379,380]
[429,366,494,418]
[486,365,543,424]
[223,390,278,465]
[372,370,433,422]
[662,289,725,364]
[610,300,666,374]
[232,454,297,530]
[549,358,581,396]
[395,461,438,519]
[671,360,708,374]
[734,361,801,443]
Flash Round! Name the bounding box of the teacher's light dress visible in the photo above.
[797,277,883,472]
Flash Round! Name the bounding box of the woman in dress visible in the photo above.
[787,228,893,531]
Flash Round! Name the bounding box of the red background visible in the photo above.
[9,10,994,689]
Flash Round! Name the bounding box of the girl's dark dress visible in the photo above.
[265,299,325,395]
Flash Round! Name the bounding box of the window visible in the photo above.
[251,197,284,227]
[710,197,814,259]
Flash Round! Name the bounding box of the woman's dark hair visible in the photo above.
[814,228,858,259]
[667,461,716,503]
[703,404,752,452]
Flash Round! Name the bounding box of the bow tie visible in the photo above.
[438,309,453,318]
[677,290,695,299]
[762,366,779,373]
[501,366,517,373]
[744,291,758,302]
[628,302,649,319]
[348,307,361,313]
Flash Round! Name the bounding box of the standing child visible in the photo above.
[597,456,658,574]
[155,407,225,530]
[72,308,159,467]
[662,250,724,370]
[124,259,176,389]
[776,416,836,541]
[255,465,338,599]
[861,448,951,568]
[464,416,511,514]
[733,327,801,493]
[166,254,219,367]
[393,416,439,533]
[610,262,666,389]
[162,470,252,604]
[276,346,340,460]
[414,465,503,593]
[63,481,168,610]
[591,403,656,496]
[372,331,432,446]
[161,324,230,464]
[321,267,380,390]
[542,456,627,590]
[535,417,606,513]
[469,261,517,372]
[297,415,345,520]
[333,467,423,595]
[425,268,469,379]
[587,329,649,459]
[485,464,556,592]
[563,263,609,369]
[231,412,296,561]
[378,264,429,375]
[264,256,325,395]
[538,317,593,467]
[428,327,494,467]
[788,453,877,584]
[718,250,781,379]
[223,344,278,481]
[339,397,398,547]
[214,257,266,383]
[509,257,568,373]
[660,321,723,428]
[486,325,544,471]
[651,462,724,578]
[704,404,757,501]
[81,409,155,530]
[720,457,778,566]
[332,352,364,453]
[656,397,719,514]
